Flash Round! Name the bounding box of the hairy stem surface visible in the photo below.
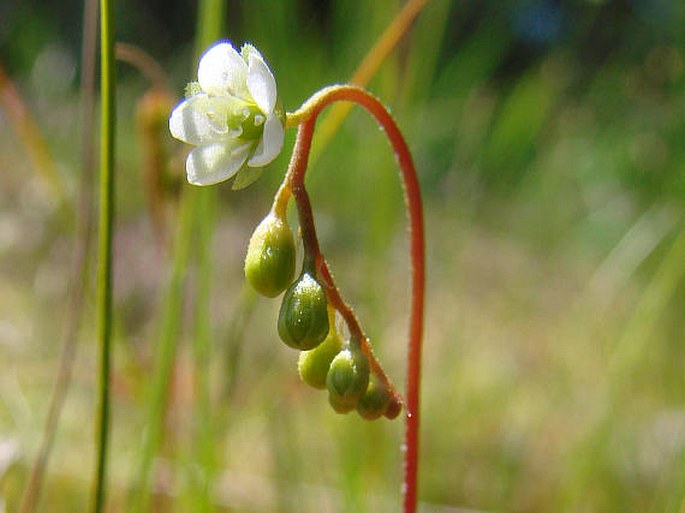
[283,84,425,513]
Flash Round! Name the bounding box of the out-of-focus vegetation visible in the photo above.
[2,0,685,512]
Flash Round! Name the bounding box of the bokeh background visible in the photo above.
[2,0,685,512]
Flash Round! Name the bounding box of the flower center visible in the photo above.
[228,102,265,142]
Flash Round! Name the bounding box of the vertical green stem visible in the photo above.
[196,0,225,53]
[131,190,196,513]
[92,0,115,510]
[18,0,99,511]
[186,1,224,509]
[188,189,217,513]
[130,1,225,510]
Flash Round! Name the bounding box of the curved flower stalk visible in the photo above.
[169,41,285,186]
[169,42,425,513]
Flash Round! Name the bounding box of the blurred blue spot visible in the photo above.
[631,0,674,27]
[513,2,564,45]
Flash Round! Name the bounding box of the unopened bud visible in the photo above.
[278,270,329,350]
[326,346,369,413]
[357,374,391,420]
[244,213,296,298]
[298,329,343,389]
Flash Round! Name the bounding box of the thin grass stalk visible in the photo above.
[399,0,452,108]
[188,188,217,513]
[196,0,226,53]
[309,0,431,163]
[130,2,225,510]
[0,65,72,217]
[130,190,196,513]
[220,285,257,399]
[18,0,99,510]
[186,0,224,509]
[91,0,115,509]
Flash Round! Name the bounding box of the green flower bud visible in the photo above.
[278,271,329,350]
[298,328,343,389]
[326,346,369,414]
[356,374,391,420]
[244,214,296,298]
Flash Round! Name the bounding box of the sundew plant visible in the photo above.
[168,40,425,511]
[85,0,428,512]
[6,1,685,513]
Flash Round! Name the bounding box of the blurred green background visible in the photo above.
[2,0,685,512]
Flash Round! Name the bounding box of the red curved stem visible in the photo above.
[286,85,425,513]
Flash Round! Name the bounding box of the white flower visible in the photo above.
[169,41,285,186]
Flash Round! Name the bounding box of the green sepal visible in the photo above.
[244,213,296,298]
[240,42,258,60]
[184,81,202,99]
[232,166,263,190]
[278,270,329,350]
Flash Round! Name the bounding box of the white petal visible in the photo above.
[169,94,231,145]
[246,51,277,114]
[198,42,248,97]
[186,142,251,186]
[247,115,284,167]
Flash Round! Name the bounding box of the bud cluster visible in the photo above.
[244,209,400,420]
[299,321,397,419]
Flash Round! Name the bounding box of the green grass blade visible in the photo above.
[91,0,116,510]
[130,189,197,513]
